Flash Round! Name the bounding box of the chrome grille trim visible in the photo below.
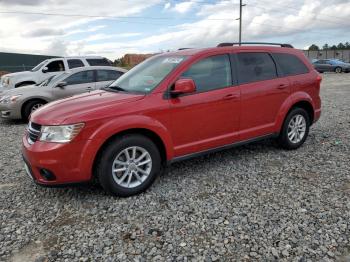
[27,121,41,144]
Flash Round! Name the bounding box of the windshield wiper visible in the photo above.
[105,85,127,92]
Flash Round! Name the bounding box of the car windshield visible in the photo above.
[31,60,48,72]
[108,55,187,93]
[38,74,61,87]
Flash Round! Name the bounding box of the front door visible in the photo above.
[168,54,240,157]
[52,70,96,99]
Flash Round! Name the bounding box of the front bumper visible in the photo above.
[0,102,22,119]
[22,132,101,185]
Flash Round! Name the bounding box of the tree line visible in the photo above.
[309,42,350,51]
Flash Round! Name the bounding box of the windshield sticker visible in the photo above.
[162,57,183,64]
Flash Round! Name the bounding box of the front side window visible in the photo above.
[237,52,277,84]
[68,59,84,69]
[109,55,186,93]
[46,60,65,72]
[273,53,309,76]
[65,70,94,85]
[97,70,123,82]
[181,54,232,92]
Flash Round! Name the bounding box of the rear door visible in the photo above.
[236,52,290,140]
[52,70,95,99]
[168,54,240,156]
[95,69,124,89]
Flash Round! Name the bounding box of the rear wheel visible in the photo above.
[278,108,310,150]
[335,67,342,73]
[22,100,46,120]
[97,134,161,197]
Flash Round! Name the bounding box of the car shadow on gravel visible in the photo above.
[29,139,280,199]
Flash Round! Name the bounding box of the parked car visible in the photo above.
[0,66,126,120]
[0,56,113,92]
[312,59,350,73]
[22,42,322,197]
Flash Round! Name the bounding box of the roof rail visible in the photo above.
[217,42,294,48]
[178,48,192,50]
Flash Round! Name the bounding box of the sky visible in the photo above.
[0,0,349,60]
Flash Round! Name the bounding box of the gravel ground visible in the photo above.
[0,73,349,262]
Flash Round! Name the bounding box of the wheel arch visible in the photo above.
[288,100,314,124]
[15,81,36,88]
[92,128,168,180]
[275,94,315,133]
[21,98,48,119]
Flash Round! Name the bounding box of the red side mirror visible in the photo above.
[171,78,196,95]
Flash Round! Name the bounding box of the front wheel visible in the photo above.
[97,134,161,197]
[22,100,46,120]
[278,108,310,150]
[335,67,342,73]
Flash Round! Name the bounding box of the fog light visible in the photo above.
[39,168,56,181]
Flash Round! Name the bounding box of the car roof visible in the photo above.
[67,66,127,73]
[158,45,301,57]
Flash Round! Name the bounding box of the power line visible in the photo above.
[0,10,236,21]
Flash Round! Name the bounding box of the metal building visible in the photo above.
[0,52,58,73]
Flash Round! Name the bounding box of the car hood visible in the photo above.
[31,90,146,125]
[0,84,39,96]
[1,71,32,79]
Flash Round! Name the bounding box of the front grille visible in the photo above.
[27,121,41,144]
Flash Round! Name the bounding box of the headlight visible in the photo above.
[39,123,85,143]
[0,94,22,104]
[1,77,10,86]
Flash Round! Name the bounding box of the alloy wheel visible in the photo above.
[112,146,152,188]
[287,114,306,144]
[31,103,43,112]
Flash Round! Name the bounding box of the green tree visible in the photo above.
[345,42,350,49]
[330,45,337,50]
[308,44,320,51]
[322,44,329,50]
[337,43,346,50]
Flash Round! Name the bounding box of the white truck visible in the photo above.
[0,56,112,92]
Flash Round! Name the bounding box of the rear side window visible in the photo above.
[97,70,123,82]
[65,70,94,85]
[237,53,277,84]
[181,54,232,92]
[273,53,309,76]
[87,58,111,66]
[68,59,84,69]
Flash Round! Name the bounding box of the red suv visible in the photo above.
[22,43,322,197]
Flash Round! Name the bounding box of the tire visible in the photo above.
[334,67,342,73]
[22,100,46,120]
[278,108,310,150]
[97,134,161,197]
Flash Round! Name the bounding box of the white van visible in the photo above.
[0,56,112,92]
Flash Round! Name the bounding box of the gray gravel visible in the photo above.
[0,73,349,261]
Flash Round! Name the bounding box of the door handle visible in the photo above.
[223,94,239,100]
[86,87,93,90]
[277,84,288,89]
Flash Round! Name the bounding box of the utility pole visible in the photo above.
[238,0,246,46]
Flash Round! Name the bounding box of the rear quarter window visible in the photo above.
[273,53,309,76]
[86,59,112,66]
